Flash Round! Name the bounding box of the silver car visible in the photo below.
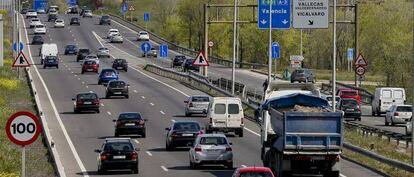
[85,54,99,64]
[185,95,210,116]
[385,105,412,126]
[189,134,233,169]
[97,47,110,58]
[110,34,123,43]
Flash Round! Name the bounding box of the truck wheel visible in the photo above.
[376,109,381,116]
[226,161,233,169]
[324,171,340,177]
[372,110,375,116]
[385,118,389,126]
[238,129,244,137]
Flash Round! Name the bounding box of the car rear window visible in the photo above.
[173,122,200,131]
[104,142,133,152]
[186,59,194,64]
[214,104,226,114]
[240,172,274,177]
[119,113,142,120]
[32,19,39,21]
[228,104,240,114]
[84,60,96,65]
[102,16,109,19]
[99,47,108,50]
[396,106,412,112]
[394,90,404,99]
[341,91,357,96]
[109,81,125,87]
[140,32,148,35]
[115,59,125,63]
[199,137,227,145]
[80,49,89,53]
[78,93,97,99]
[192,96,209,102]
[294,70,305,74]
[102,70,116,77]
[342,100,358,108]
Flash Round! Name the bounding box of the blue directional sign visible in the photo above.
[121,2,128,14]
[67,0,77,6]
[258,0,291,29]
[144,12,150,22]
[159,45,168,58]
[13,42,24,52]
[33,0,48,11]
[141,42,152,53]
[347,48,354,61]
[271,42,280,59]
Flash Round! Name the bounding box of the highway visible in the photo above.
[21,13,384,177]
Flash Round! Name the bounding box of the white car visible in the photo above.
[84,55,99,64]
[48,8,58,15]
[137,31,149,41]
[26,10,37,18]
[34,24,46,34]
[29,18,41,28]
[385,104,412,126]
[37,9,46,14]
[83,10,93,18]
[97,47,110,58]
[107,29,119,39]
[189,134,233,169]
[54,19,65,28]
[110,34,123,43]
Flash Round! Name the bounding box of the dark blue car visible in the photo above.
[98,69,119,85]
[43,56,59,69]
[64,45,78,55]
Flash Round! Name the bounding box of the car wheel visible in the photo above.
[56,66,59,69]
[115,132,119,137]
[385,118,389,126]
[238,129,244,137]
[185,111,191,117]
[372,110,375,116]
[43,66,46,69]
[105,94,110,99]
[391,119,395,126]
[141,132,146,138]
[376,109,381,116]
[96,109,100,114]
[132,167,139,174]
[98,166,106,175]
[74,108,79,114]
[124,68,128,72]
[98,81,101,85]
[290,80,294,83]
[166,142,173,151]
[125,95,129,99]
[226,161,233,169]
[81,71,84,74]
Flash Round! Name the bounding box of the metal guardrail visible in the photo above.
[144,64,414,174]
[109,14,267,69]
[321,81,374,104]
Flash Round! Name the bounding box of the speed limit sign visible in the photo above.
[208,40,214,48]
[5,111,41,146]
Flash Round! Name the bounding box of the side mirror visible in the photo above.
[72,98,76,101]
[94,149,101,153]
[184,101,188,103]
[144,119,148,121]
[165,128,170,131]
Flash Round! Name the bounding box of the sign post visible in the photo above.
[354,53,368,86]
[5,111,41,177]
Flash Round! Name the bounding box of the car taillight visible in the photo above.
[100,154,107,161]
[209,118,212,124]
[226,146,232,151]
[395,112,399,116]
[131,152,138,160]
[138,120,145,125]
[76,101,83,105]
[195,147,202,152]
[93,99,99,105]
[189,103,193,107]
[171,132,177,138]
[197,130,203,136]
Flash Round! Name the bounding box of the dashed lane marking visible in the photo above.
[146,151,153,156]
[160,166,168,172]
[160,111,165,115]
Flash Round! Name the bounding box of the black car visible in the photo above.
[76,48,91,62]
[72,92,100,113]
[47,14,58,22]
[67,7,78,14]
[31,35,44,45]
[21,8,28,14]
[105,80,129,99]
[172,55,186,68]
[64,45,78,55]
[99,15,111,25]
[290,69,315,83]
[70,17,80,25]
[113,112,147,137]
[112,59,128,72]
[94,138,139,174]
[165,121,203,150]
[43,56,59,68]
[182,59,199,72]
[337,98,361,121]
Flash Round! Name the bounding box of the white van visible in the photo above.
[206,97,244,137]
[40,43,58,64]
[372,87,406,116]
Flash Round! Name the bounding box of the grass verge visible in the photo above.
[343,126,412,177]
[0,11,54,176]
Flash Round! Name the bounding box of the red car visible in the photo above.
[232,167,275,177]
[81,59,99,74]
[336,89,361,105]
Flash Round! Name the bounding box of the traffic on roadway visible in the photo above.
[7,3,400,177]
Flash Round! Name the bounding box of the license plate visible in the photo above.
[114,92,122,94]
[87,69,93,71]
[117,67,123,69]
[310,156,325,160]
[113,155,126,159]
[182,133,193,137]
[125,123,135,126]
[346,109,355,111]
[84,102,91,104]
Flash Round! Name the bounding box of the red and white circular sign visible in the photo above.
[355,66,365,76]
[5,111,41,146]
[208,40,214,48]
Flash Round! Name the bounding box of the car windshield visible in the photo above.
[109,81,126,87]
[77,93,97,100]
[397,106,412,112]
[341,91,357,96]
[119,113,142,120]
[84,60,96,65]
[199,137,227,145]
[67,45,76,49]
[240,172,274,177]
[32,19,39,22]
[36,25,44,28]
[115,59,125,63]
[104,142,133,152]
[140,32,148,35]
[56,20,63,22]
[192,96,209,102]
[342,100,358,108]
[102,70,116,76]
[173,122,200,131]
[71,18,78,21]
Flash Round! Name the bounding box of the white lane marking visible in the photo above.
[74,38,77,41]
[71,71,74,74]
[134,139,139,144]
[74,74,77,77]
[107,111,112,115]
[50,38,53,42]
[141,96,145,99]
[244,127,260,137]
[21,14,89,177]
[160,166,168,172]
[77,78,80,80]
[100,103,104,107]
[160,111,165,115]
[340,174,347,177]
[241,165,247,168]
[85,86,88,88]
[81,81,85,84]
[150,103,154,106]
[71,34,74,37]
[146,151,153,156]
[171,119,176,122]
[133,90,137,93]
